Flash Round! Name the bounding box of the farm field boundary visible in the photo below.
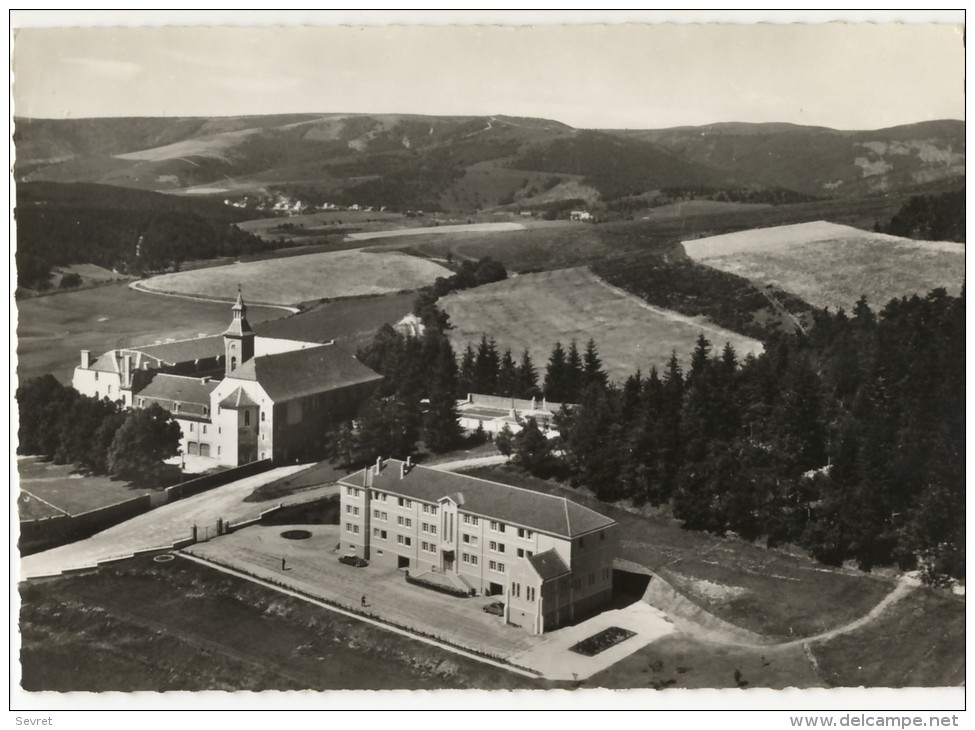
[137,249,452,307]
[439,267,763,381]
[683,220,965,312]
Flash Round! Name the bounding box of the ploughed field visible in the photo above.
[138,249,452,307]
[683,221,966,312]
[439,267,764,381]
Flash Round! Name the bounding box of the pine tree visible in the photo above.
[497,349,517,397]
[582,338,608,390]
[516,349,539,399]
[473,335,500,394]
[544,341,568,402]
[565,340,584,402]
[458,343,476,398]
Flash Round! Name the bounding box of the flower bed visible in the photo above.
[569,626,636,656]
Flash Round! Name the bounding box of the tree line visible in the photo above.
[507,289,964,585]
[877,186,965,243]
[16,182,271,291]
[353,273,963,585]
[17,375,182,482]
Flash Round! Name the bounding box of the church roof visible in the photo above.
[219,387,259,409]
[223,289,255,338]
[230,343,382,402]
[127,336,225,365]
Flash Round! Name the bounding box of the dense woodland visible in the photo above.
[15,182,270,290]
[16,375,181,481]
[355,271,965,585]
[880,187,965,243]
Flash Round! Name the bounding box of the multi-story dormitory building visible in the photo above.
[338,458,618,634]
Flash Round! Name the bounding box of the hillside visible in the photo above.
[14,114,964,216]
[14,182,270,291]
[616,120,965,199]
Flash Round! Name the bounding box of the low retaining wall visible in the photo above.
[165,459,273,502]
[19,493,153,556]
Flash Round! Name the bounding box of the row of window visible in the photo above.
[346,505,360,516]
[511,583,536,602]
[420,541,437,554]
[345,523,360,534]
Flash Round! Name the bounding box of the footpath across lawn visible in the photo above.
[463,465,894,640]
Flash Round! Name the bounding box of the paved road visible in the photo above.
[19,463,318,579]
[428,455,510,472]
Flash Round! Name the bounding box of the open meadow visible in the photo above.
[683,221,966,312]
[439,267,764,381]
[16,283,285,383]
[139,249,452,307]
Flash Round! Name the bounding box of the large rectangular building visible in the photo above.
[338,459,617,634]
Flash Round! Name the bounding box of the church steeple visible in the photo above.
[223,286,255,375]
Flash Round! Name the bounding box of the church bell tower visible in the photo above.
[224,287,255,376]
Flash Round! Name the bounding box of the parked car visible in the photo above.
[339,555,369,568]
[482,601,505,616]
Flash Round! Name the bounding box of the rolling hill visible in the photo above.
[14,114,964,215]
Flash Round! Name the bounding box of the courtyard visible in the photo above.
[184,523,676,679]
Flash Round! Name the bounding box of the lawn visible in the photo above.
[684,221,965,312]
[586,633,822,690]
[16,283,285,383]
[439,267,763,381]
[809,587,965,688]
[255,291,415,353]
[18,556,548,691]
[139,249,452,307]
[462,465,893,641]
[18,456,154,518]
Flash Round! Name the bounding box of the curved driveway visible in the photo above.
[19,463,323,580]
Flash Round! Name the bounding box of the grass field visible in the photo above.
[439,267,764,381]
[587,633,822,690]
[18,556,547,691]
[15,283,286,383]
[683,221,966,312]
[17,457,153,519]
[462,465,895,642]
[255,291,415,353]
[809,587,965,688]
[140,249,452,307]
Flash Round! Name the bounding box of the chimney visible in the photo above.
[400,462,406,479]
[80,350,90,369]
[121,354,131,387]
[406,456,413,469]
[374,456,383,474]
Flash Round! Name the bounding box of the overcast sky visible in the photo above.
[11,12,966,130]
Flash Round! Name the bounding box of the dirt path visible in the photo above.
[428,455,510,472]
[651,572,916,651]
[128,279,300,314]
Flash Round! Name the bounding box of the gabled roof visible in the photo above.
[127,336,225,365]
[137,373,218,406]
[342,460,615,540]
[136,374,217,421]
[219,387,259,409]
[528,549,572,582]
[229,343,382,401]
